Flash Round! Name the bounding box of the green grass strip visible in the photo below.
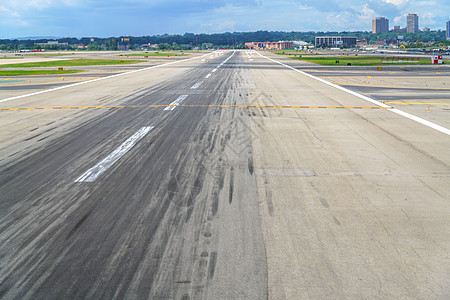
[0,70,85,76]
[0,59,145,68]
[290,55,431,66]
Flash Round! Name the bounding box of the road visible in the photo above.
[0,50,449,299]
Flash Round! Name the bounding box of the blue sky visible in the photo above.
[1,0,449,38]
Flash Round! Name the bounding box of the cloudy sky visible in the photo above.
[1,0,449,38]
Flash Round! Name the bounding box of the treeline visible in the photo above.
[0,30,447,51]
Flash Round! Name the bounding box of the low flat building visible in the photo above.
[315,36,357,48]
[245,41,294,50]
[34,41,69,46]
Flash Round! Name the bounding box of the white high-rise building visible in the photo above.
[407,13,419,33]
[446,21,450,40]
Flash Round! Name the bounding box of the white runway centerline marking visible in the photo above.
[211,69,217,73]
[164,94,188,111]
[75,126,154,183]
[255,51,450,136]
[190,81,203,89]
[205,73,212,79]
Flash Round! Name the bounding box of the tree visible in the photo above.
[87,42,101,51]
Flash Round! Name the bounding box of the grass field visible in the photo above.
[0,57,24,59]
[120,52,188,57]
[290,55,431,66]
[0,59,145,68]
[0,70,84,76]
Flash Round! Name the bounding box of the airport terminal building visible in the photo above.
[315,36,357,48]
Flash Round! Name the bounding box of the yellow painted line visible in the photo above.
[0,104,390,112]
[58,77,66,79]
[366,76,373,78]
[4,78,12,80]
[334,82,450,90]
[382,101,450,106]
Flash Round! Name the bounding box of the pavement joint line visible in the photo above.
[0,51,215,104]
[0,105,390,111]
[255,51,450,136]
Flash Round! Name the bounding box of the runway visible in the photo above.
[0,50,449,299]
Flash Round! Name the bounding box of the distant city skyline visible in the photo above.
[1,0,449,39]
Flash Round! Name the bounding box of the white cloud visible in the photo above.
[360,4,376,20]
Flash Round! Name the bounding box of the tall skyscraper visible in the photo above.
[446,21,450,40]
[407,13,419,33]
[372,17,389,33]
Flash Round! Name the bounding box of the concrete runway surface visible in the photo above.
[0,50,449,299]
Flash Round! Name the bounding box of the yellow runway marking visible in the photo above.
[366,76,373,78]
[333,82,450,90]
[0,104,391,112]
[382,101,450,106]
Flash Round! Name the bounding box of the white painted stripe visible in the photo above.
[389,108,450,135]
[255,51,450,136]
[205,73,212,79]
[0,53,212,104]
[164,94,188,111]
[212,69,217,73]
[221,51,236,64]
[190,81,203,89]
[75,126,154,183]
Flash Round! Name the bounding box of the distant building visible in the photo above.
[356,38,369,47]
[407,13,419,33]
[141,43,159,49]
[245,41,294,50]
[34,41,69,46]
[423,27,430,32]
[372,17,389,33]
[393,25,401,31]
[315,36,357,48]
[447,21,450,40]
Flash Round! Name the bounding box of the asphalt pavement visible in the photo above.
[0,51,267,299]
[0,50,449,299]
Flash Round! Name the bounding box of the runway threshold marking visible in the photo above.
[75,126,154,183]
[255,51,450,136]
[0,105,389,111]
[164,95,188,111]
